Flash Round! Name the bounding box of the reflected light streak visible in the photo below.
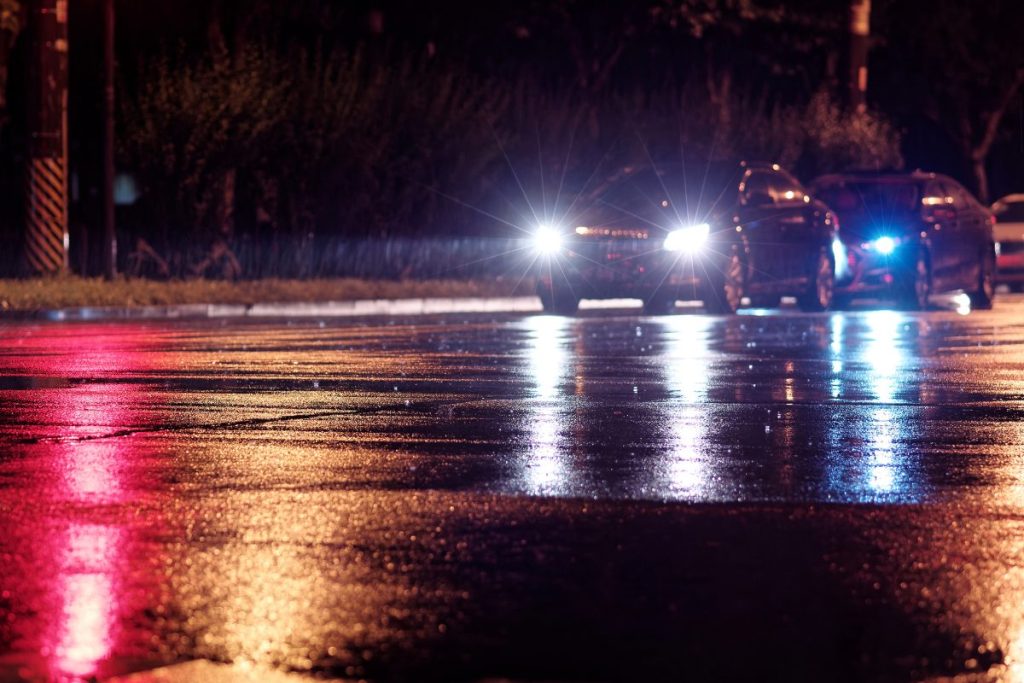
[61,442,123,504]
[866,409,897,494]
[522,316,573,495]
[53,523,122,679]
[864,311,905,403]
[525,406,568,493]
[830,314,846,399]
[526,316,569,401]
[38,333,150,680]
[660,316,714,498]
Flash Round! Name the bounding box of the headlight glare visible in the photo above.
[532,225,563,254]
[664,223,711,252]
[869,236,898,255]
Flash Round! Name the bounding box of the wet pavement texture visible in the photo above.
[3,298,1024,681]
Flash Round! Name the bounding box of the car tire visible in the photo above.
[1010,282,1024,294]
[642,291,677,315]
[797,246,834,312]
[704,247,744,314]
[897,247,931,311]
[538,283,579,315]
[969,247,996,310]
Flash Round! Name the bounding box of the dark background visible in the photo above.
[1,0,1023,277]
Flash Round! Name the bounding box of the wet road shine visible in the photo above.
[3,299,1024,680]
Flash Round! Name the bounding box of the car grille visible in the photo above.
[568,238,652,263]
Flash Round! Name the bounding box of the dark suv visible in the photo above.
[531,161,839,314]
[811,171,996,309]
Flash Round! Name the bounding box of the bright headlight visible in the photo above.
[869,236,898,255]
[532,225,563,254]
[664,223,711,253]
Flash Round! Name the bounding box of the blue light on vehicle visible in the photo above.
[870,236,897,255]
[532,225,563,255]
[664,223,710,253]
[832,238,850,280]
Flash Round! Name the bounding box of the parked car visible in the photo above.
[531,161,838,314]
[991,194,1024,292]
[811,171,996,310]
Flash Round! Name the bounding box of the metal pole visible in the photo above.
[848,0,871,113]
[101,0,116,278]
[24,0,68,276]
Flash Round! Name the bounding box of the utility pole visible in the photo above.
[101,0,116,278]
[24,0,68,276]
[848,0,871,113]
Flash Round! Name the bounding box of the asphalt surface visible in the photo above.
[2,295,1024,682]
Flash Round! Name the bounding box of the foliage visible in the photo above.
[0,275,529,310]
[874,0,1024,200]
[121,37,509,249]
[116,1,902,275]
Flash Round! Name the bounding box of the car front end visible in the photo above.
[532,220,731,301]
[832,230,923,297]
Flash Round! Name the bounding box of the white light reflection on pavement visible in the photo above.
[521,315,574,495]
[865,310,903,404]
[658,316,715,499]
[829,313,845,399]
[863,312,909,496]
[824,311,922,501]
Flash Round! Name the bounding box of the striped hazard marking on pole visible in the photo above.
[26,156,68,274]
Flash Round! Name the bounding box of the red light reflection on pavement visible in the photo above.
[52,524,123,678]
[0,325,170,681]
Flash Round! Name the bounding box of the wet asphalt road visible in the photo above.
[3,296,1024,682]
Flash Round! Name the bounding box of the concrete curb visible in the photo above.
[2,296,546,321]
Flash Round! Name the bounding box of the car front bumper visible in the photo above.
[535,240,725,299]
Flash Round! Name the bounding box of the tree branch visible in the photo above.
[973,66,1024,160]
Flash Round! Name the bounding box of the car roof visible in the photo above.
[993,193,1024,205]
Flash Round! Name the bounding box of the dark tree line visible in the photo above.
[2,0,1023,277]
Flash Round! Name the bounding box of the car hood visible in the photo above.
[571,203,733,240]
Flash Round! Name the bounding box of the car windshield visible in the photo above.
[593,162,742,225]
[816,180,920,214]
[993,200,1024,223]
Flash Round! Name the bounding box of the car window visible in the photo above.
[993,200,1024,223]
[769,170,805,203]
[741,171,772,205]
[816,180,920,213]
[939,181,972,208]
[595,162,743,221]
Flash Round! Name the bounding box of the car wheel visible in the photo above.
[797,246,834,312]
[1010,282,1024,294]
[642,291,677,315]
[704,247,744,314]
[897,247,931,310]
[969,247,996,310]
[538,283,579,315]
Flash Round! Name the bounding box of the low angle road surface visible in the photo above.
[3,296,1024,681]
